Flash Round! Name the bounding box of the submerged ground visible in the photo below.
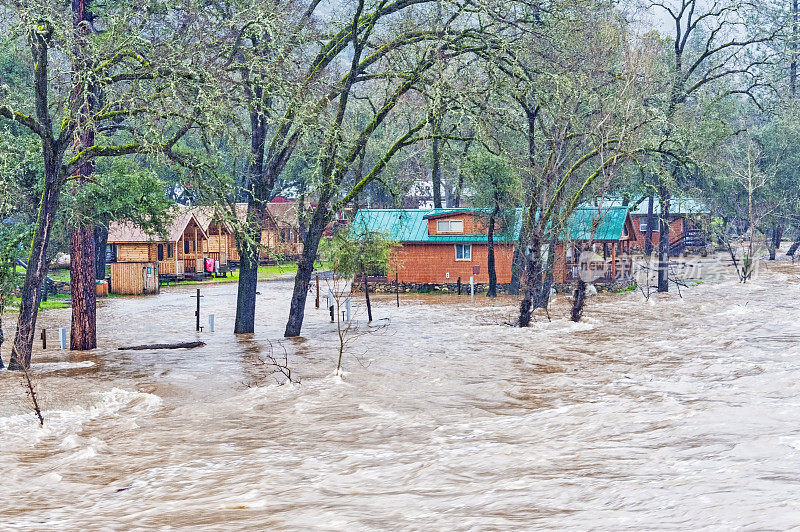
[2,261,800,529]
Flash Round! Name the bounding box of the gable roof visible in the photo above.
[108,208,207,243]
[565,206,632,241]
[234,201,301,228]
[350,206,632,243]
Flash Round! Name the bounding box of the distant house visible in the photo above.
[233,200,305,262]
[351,206,636,288]
[623,197,710,254]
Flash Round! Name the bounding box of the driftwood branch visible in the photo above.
[118,341,205,351]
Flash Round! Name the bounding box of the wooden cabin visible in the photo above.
[350,208,517,285]
[554,206,636,284]
[351,207,635,288]
[233,200,306,262]
[107,208,211,291]
[620,197,710,255]
[192,206,235,268]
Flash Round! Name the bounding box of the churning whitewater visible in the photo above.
[2,265,800,529]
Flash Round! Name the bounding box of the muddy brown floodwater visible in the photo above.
[2,264,800,529]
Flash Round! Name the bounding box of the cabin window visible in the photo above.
[639,219,649,232]
[167,244,173,258]
[184,240,189,254]
[192,241,196,252]
[437,220,463,233]
[157,244,164,261]
[455,244,471,261]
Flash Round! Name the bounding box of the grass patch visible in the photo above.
[167,261,331,286]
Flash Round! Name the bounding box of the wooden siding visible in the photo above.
[110,262,159,295]
[116,243,152,262]
[426,212,500,236]
[629,215,685,250]
[389,242,515,284]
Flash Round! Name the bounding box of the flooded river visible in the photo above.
[2,264,800,529]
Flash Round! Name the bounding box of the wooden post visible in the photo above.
[395,271,399,307]
[362,271,373,322]
[315,275,320,308]
[41,329,46,350]
[611,241,617,279]
[193,288,203,331]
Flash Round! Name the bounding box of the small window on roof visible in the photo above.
[437,219,463,233]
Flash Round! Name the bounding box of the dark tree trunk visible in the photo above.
[9,18,63,370]
[518,234,542,327]
[432,134,442,209]
[94,224,108,280]
[570,278,587,322]
[68,0,99,351]
[284,208,328,337]
[508,230,525,296]
[70,224,97,350]
[645,194,655,256]
[657,188,670,292]
[234,225,260,334]
[362,270,373,321]
[10,162,62,370]
[793,0,798,97]
[0,314,5,369]
[486,205,499,298]
[234,103,268,334]
[539,238,557,309]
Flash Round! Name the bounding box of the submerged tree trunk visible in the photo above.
[94,224,109,280]
[518,234,542,327]
[362,270,373,321]
[657,188,670,292]
[284,208,328,337]
[234,102,268,334]
[234,226,260,334]
[570,278,587,322]
[68,0,99,351]
[10,163,62,370]
[486,205,499,298]
[70,224,97,351]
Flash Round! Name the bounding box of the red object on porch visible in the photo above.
[205,258,214,273]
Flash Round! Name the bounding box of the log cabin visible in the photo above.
[107,207,210,280]
[350,206,636,288]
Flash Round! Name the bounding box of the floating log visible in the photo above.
[118,341,205,351]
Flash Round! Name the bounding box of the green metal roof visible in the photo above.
[564,206,630,241]
[351,206,630,243]
[600,197,709,215]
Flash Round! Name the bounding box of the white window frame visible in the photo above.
[437,219,464,233]
[639,220,648,232]
[455,244,472,261]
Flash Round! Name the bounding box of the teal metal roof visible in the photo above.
[564,206,630,241]
[599,197,709,215]
[351,206,630,243]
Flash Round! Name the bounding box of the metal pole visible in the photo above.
[470,276,474,297]
[41,329,46,350]
[315,274,320,308]
[195,288,201,331]
[395,271,399,307]
[59,328,67,350]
